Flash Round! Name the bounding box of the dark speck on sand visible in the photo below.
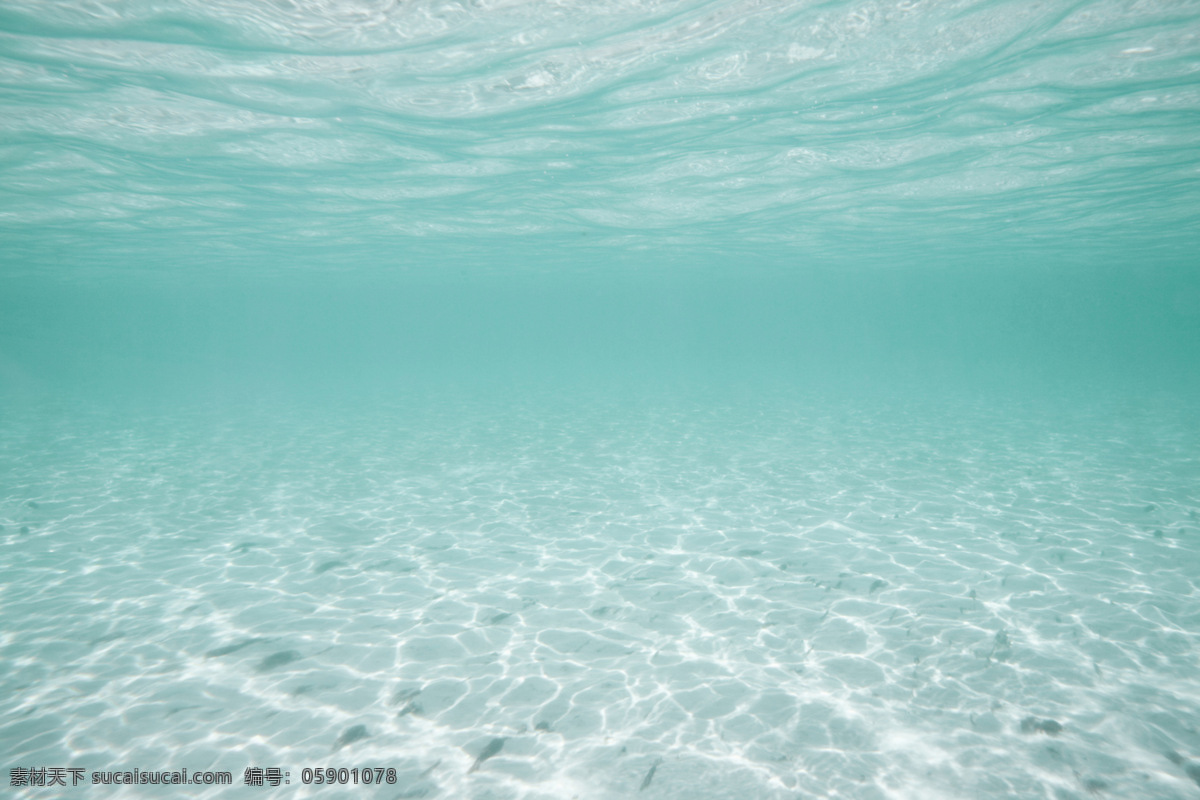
[468,738,505,773]
[1020,717,1063,735]
[206,638,267,658]
[334,724,369,751]
[256,650,302,672]
[639,758,663,791]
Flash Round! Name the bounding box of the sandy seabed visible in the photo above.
[3,390,1199,799]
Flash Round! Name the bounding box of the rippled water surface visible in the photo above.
[2,0,1199,270]
[2,1,1200,799]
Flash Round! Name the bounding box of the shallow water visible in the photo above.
[3,391,1200,798]
[2,1,1200,798]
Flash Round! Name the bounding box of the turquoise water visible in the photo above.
[3,1,1200,798]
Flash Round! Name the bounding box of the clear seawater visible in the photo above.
[2,2,1200,799]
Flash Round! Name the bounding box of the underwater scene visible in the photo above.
[2,1,1199,798]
